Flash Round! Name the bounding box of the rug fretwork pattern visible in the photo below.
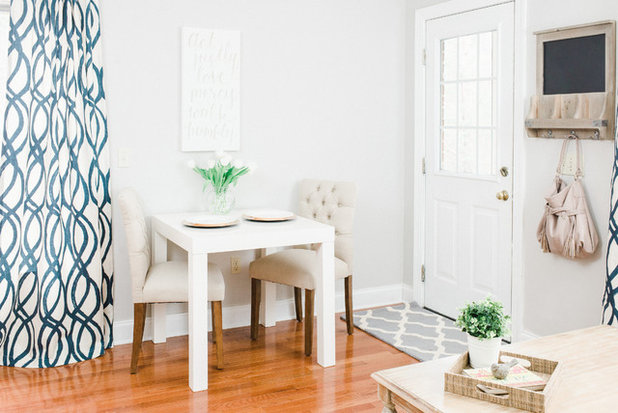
[347,302,467,361]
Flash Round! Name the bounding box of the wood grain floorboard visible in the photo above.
[0,316,416,412]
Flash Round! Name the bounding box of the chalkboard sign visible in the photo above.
[528,21,616,140]
[543,34,606,95]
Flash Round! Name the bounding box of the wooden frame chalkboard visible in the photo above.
[536,21,615,97]
[525,20,616,140]
[543,34,605,95]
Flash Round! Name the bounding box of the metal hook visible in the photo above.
[535,127,602,140]
[537,128,601,140]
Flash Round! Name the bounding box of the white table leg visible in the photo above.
[152,230,168,343]
[315,241,335,367]
[257,248,277,327]
[260,282,277,327]
[152,303,167,343]
[188,252,209,391]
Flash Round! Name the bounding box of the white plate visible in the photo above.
[242,209,296,222]
[183,215,239,228]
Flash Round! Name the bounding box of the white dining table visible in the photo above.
[150,211,336,392]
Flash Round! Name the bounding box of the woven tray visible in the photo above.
[444,351,562,413]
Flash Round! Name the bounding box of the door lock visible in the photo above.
[500,166,509,177]
[496,190,510,201]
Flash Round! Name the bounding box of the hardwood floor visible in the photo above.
[0,316,416,412]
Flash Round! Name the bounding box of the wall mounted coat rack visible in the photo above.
[526,20,616,140]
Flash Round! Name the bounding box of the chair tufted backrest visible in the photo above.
[298,180,357,271]
[117,187,151,303]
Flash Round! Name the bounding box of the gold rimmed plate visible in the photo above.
[182,215,239,228]
[242,209,296,222]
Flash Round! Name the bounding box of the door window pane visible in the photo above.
[440,30,497,176]
[458,81,477,127]
[442,83,457,127]
[478,32,494,78]
[442,38,458,81]
[458,34,478,80]
[478,80,493,127]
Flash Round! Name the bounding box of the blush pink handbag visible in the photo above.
[537,137,599,259]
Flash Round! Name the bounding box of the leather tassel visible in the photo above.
[541,234,550,252]
[538,210,550,253]
[562,218,577,259]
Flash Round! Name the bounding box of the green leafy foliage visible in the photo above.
[455,297,510,340]
[193,161,250,195]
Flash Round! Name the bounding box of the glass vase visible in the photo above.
[202,183,235,215]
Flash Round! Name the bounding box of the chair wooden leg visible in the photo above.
[304,289,315,357]
[344,275,354,335]
[212,301,224,369]
[130,303,147,374]
[251,278,261,340]
[294,287,303,322]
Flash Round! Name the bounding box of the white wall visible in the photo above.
[100,0,407,327]
[405,0,617,338]
[521,0,616,336]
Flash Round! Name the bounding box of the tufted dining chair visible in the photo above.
[117,188,226,372]
[249,179,357,356]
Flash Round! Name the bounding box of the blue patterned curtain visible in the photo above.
[604,101,618,325]
[0,0,112,367]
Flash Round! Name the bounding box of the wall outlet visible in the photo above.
[230,256,241,274]
[561,150,581,176]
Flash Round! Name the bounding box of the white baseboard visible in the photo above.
[402,283,414,303]
[113,283,404,345]
[519,329,540,342]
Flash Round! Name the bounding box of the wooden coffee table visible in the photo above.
[372,325,618,412]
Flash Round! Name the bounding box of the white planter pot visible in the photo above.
[467,334,501,368]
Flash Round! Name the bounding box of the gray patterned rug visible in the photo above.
[342,302,467,361]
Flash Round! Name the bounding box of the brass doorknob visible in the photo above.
[496,190,509,201]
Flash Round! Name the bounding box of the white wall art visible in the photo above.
[181,28,240,151]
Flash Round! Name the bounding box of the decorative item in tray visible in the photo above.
[444,350,562,413]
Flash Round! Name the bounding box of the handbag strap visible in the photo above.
[555,135,583,179]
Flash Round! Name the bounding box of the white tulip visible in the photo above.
[186,159,196,169]
[215,150,226,159]
[220,156,232,166]
[207,159,216,169]
[232,159,244,168]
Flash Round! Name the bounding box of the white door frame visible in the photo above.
[412,0,527,341]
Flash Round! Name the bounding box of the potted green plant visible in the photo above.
[455,297,510,368]
[187,152,256,214]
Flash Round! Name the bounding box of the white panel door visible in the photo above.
[424,3,514,318]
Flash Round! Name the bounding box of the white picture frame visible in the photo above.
[181,27,240,152]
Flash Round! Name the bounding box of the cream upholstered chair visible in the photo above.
[117,188,226,372]
[249,180,357,356]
